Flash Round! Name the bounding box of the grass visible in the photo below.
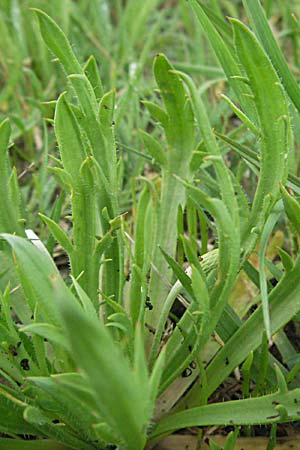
[1,1,300,449]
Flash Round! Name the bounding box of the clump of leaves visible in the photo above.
[1,2,300,450]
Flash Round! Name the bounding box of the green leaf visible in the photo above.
[47,167,73,189]
[20,323,69,351]
[1,234,63,325]
[153,54,194,164]
[0,119,23,235]
[68,74,98,117]
[275,363,288,394]
[220,93,260,135]
[241,352,253,398]
[29,374,100,444]
[243,0,300,113]
[54,93,87,182]
[99,89,115,127]
[154,54,186,122]
[24,405,52,425]
[129,186,152,324]
[83,54,103,101]
[139,129,167,166]
[160,246,193,298]
[203,252,300,397]
[142,100,168,127]
[0,439,70,450]
[277,247,294,273]
[93,422,119,446]
[280,184,300,235]
[189,0,257,122]
[150,388,300,438]
[133,324,149,410]
[70,276,98,322]
[39,213,74,256]
[209,439,222,450]
[224,428,239,450]
[0,387,34,435]
[149,347,166,410]
[258,204,282,340]
[32,8,82,75]
[60,300,148,450]
[230,18,291,254]
[191,264,210,315]
[0,234,85,327]
[174,70,238,227]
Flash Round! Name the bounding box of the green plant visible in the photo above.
[1,2,300,450]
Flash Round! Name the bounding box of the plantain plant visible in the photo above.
[1,2,300,450]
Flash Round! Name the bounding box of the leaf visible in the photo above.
[47,167,73,189]
[274,363,288,394]
[70,276,98,322]
[154,54,186,122]
[93,422,119,447]
[258,204,282,340]
[191,264,210,316]
[241,352,253,398]
[139,129,167,166]
[20,323,69,351]
[29,375,100,443]
[68,74,98,117]
[280,184,300,235]
[209,439,222,450]
[24,405,52,425]
[145,55,195,339]
[0,439,70,450]
[60,299,148,450]
[189,0,257,122]
[203,251,300,397]
[183,180,239,312]
[174,70,238,227]
[54,93,87,182]
[94,229,114,259]
[83,54,103,101]
[150,388,300,439]
[243,0,300,113]
[107,313,133,336]
[149,347,166,410]
[230,18,291,253]
[277,247,294,273]
[0,234,84,326]
[0,387,34,435]
[220,93,260,135]
[129,186,152,324]
[160,246,193,298]
[0,119,23,235]
[215,131,300,193]
[142,100,168,127]
[1,234,63,325]
[32,8,82,75]
[99,89,115,127]
[133,325,150,412]
[39,213,74,256]
[153,54,194,164]
[224,428,239,450]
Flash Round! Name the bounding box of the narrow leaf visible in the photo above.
[32,8,82,75]
[39,213,73,256]
[139,129,167,166]
[280,184,300,235]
